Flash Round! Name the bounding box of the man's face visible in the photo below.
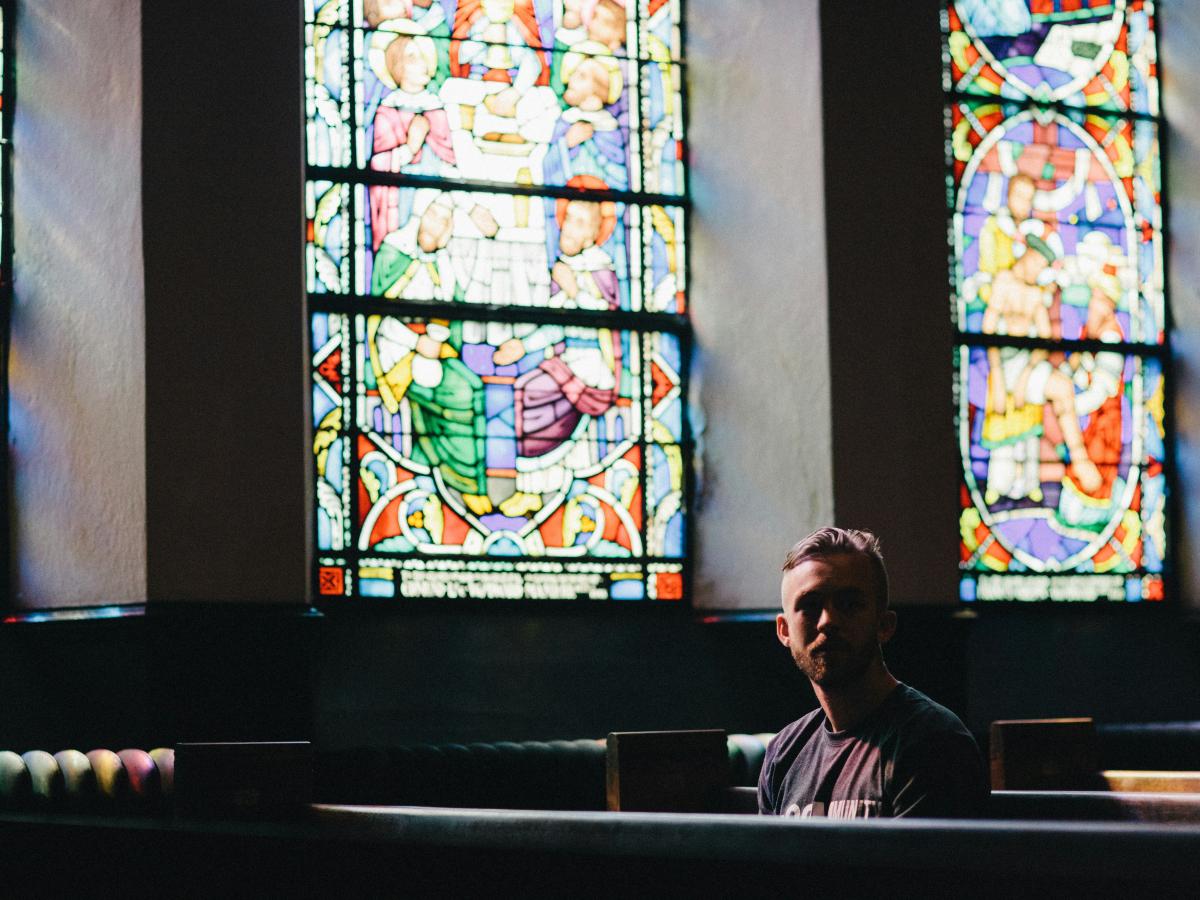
[1008,178,1035,221]
[776,553,895,690]
[563,0,584,29]
[1015,246,1051,284]
[366,0,411,27]
[417,203,454,252]
[564,59,609,110]
[589,2,627,50]
[559,200,602,256]
[395,40,431,92]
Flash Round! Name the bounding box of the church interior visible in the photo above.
[4,0,1200,892]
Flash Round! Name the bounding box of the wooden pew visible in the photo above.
[606,729,730,812]
[988,790,1200,824]
[990,717,1102,790]
[8,803,1200,893]
[991,717,1200,795]
[608,726,1200,823]
[1102,771,1200,793]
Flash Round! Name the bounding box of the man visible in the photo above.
[758,528,986,818]
[543,52,627,191]
[370,190,498,301]
[981,224,1102,502]
[366,314,493,518]
[977,173,1035,295]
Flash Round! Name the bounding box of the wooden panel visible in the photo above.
[175,742,312,817]
[990,789,1200,823]
[606,730,728,812]
[990,718,1100,791]
[721,786,760,814]
[1103,770,1200,793]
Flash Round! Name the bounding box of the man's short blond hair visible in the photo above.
[782,527,889,610]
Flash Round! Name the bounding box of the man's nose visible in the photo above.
[817,603,841,633]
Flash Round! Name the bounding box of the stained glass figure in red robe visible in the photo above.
[368,27,458,248]
[495,185,625,517]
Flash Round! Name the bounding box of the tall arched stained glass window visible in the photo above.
[305,1,688,602]
[945,1,1167,603]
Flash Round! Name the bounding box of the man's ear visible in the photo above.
[878,608,898,646]
[775,613,790,648]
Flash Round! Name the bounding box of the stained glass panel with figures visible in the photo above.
[306,1,688,602]
[945,1,1166,604]
[949,99,1163,345]
[306,1,686,197]
[311,311,686,600]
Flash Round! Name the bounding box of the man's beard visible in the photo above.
[792,637,879,690]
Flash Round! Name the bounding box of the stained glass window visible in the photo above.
[306,1,688,602]
[0,1,11,589]
[0,2,7,264]
[945,1,1167,603]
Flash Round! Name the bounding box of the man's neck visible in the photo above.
[812,661,899,733]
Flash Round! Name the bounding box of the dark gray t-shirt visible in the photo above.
[758,684,986,818]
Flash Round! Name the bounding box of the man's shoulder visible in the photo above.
[766,707,825,758]
[883,685,988,816]
[885,684,976,744]
[758,707,825,813]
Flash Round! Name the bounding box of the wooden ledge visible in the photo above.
[1103,771,1200,793]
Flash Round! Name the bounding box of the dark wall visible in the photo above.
[965,608,1200,730]
[8,603,1199,753]
[141,0,309,603]
[0,609,317,751]
[314,607,805,746]
[0,604,973,751]
[821,0,961,606]
[314,604,1198,744]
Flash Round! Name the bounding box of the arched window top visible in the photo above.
[945,0,1159,114]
